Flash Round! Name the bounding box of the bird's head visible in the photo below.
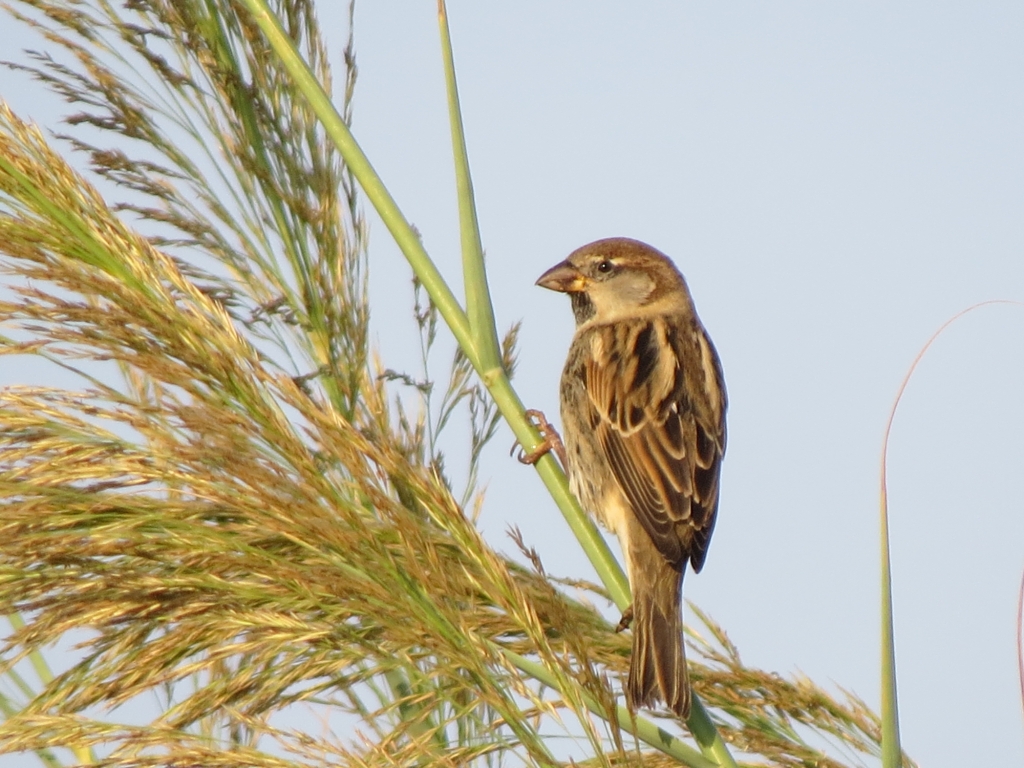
[536,238,692,326]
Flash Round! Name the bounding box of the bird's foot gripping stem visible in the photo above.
[514,409,568,467]
[615,604,634,633]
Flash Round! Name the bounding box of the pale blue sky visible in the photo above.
[2,2,1023,766]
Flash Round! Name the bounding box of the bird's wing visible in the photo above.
[584,317,725,571]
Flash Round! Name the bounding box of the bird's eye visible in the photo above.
[596,260,613,273]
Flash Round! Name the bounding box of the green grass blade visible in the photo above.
[505,648,717,768]
[5,614,94,765]
[486,374,631,608]
[878,483,901,768]
[879,299,1021,767]
[437,0,501,374]
[687,697,740,768]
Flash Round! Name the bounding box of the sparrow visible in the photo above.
[534,237,727,719]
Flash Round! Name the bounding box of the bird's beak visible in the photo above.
[536,260,586,293]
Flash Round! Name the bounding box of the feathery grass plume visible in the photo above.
[0,1,917,766]
[0,96,599,765]
[5,0,368,418]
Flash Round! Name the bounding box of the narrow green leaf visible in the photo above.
[879,299,1021,768]
[504,649,718,768]
[437,0,502,373]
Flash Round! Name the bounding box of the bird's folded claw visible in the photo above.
[513,409,568,467]
[615,604,634,633]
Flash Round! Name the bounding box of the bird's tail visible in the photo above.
[626,564,689,719]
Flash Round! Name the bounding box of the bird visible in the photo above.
[531,237,727,719]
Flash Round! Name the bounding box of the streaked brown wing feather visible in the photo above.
[600,427,687,565]
[688,420,721,572]
[585,317,724,571]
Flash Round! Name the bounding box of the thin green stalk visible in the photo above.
[687,696,739,768]
[0,663,36,704]
[878,382,903,768]
[437,0,501,374]
[6,613,94,765]
[878,481,900,768]
[485,374,630,607]
[0,691,62,768]
[6,614,51,690]
[878,299,1020,768]
[382,668,445,755]
[503,648,716,768]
